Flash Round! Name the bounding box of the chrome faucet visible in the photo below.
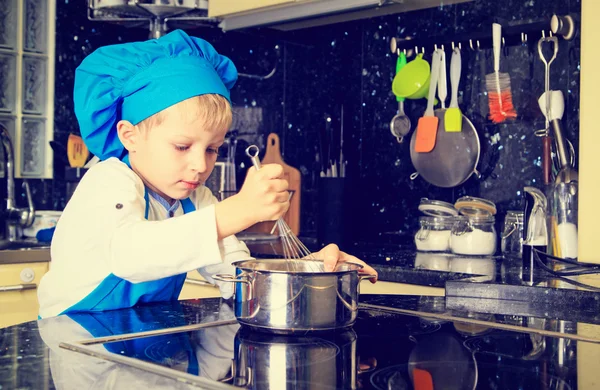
[1,124,35,241]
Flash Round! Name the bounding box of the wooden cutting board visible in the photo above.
[246,133,301,236]
[67,134,89,168]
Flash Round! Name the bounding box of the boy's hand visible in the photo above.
[214,164,289,239]
[237,163,290,223]
[312,244,378,282]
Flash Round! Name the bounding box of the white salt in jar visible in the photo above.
[450,196,498,256]
[450,216,497,255]
[414,198,458,253]
[415,216,454,252]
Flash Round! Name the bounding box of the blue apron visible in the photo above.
[61,155,196,315]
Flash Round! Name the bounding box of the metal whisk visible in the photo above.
[245,145,323,272]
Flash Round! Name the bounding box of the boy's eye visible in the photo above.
[175,145,190,152]
[207,148,219,155]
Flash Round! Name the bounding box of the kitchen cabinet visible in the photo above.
[0,261,48,329]
[208,0,303,17]
[578,0,599,265]
[210,0,472,31]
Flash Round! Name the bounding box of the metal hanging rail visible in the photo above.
[389,16,575,57]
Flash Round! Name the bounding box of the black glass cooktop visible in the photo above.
[77,307,577,389]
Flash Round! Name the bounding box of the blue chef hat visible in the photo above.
[73,29,237,161]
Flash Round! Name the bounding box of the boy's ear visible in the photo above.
[116,120,140,152]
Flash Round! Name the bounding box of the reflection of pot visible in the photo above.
[232,327,361,389]
[452,312,495,336]
[213,259,375,334]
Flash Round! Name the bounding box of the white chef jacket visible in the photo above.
[37,157,251,318]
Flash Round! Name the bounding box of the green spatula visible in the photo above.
[445,47,463,132]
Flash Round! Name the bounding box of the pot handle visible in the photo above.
[213,274,250,285]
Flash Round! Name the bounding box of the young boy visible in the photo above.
[38,30,376,319]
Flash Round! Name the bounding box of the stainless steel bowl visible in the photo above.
[213,259,375,334]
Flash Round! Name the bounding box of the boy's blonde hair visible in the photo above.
[137,94,232,133]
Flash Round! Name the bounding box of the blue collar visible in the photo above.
[146,187,180,215]
[121,155,191,217]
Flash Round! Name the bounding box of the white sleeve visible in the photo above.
[62,160,226,283]
[195,193,253,299]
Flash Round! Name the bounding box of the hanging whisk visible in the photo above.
[245,145,323,272]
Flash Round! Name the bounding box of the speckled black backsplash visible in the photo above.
[13,0,580,247]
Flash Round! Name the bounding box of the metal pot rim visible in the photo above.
[231,258,365,275]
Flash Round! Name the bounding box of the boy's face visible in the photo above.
[126,101,227,202]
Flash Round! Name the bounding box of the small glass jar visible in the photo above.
[414,216,454,252]
[450,216,497,255]
[501,210,524,257]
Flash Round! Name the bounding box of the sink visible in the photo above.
[0,240,50,251]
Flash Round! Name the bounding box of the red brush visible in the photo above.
[485,23,517,123]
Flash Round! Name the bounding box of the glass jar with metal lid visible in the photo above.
[415,198,457,252]
[450,196,498,256]
[501,210,524,257]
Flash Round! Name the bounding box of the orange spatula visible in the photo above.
[67,134,89,168]
[412,368,434,390]
[415,49,442,153]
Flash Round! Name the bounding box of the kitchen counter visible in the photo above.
[2,296,599,389]
[0,246,51,265]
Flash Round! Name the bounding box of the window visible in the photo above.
[0,0,55,178]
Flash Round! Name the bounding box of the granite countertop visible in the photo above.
[0,299,231,390]
[2,295,600,389]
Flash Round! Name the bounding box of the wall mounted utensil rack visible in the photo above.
[389,15,576,57]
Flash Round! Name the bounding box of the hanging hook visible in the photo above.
[458,42,462,50]
[542,30,546,38]
[415,45,419,55]
[451,41,455,50]
[476,40,481,51]
[238,45,280,80]
[469,39,474,51]
[521,32,528,45]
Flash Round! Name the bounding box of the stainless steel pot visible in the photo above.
[213,259,376,334]
[232,327,359,389]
